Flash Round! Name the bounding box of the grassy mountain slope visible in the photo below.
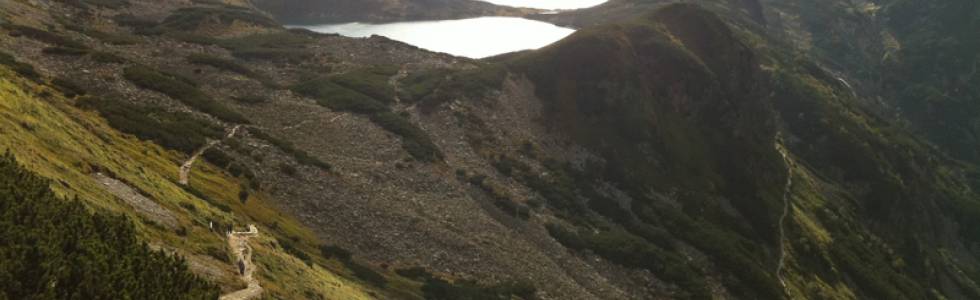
[0,57,381,299]
[470,4,980,299]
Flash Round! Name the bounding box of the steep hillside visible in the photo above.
[535,0,980,165]
[1,0,979,299]
[505,4,980,299]
[251,0,539,24]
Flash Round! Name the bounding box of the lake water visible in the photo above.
[294,17,575,59]
[478,0,606,10]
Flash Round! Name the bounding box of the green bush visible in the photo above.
[330,66,398,103]
[42,46,90,56]
[545,224,708,299]
[292,78,387,113]
[187,54,256,77]
[231,48,313,63]
[369,112,443,162]
[84,30,140,45]
[232,95,268,104]
[396,267,434,281]
[421,277,536,300]
[0,51,41,82]
[2,24,88,49]
[113,14,158,30]
[203,148,233,168]
[187,54,276,87]
[56,0,129,9]
[205,246,230,263]
[122,65,249,123]
[398,68,451,103]
[279,239,313,266]
[291,76,443,162]
[319,245,352,261]
[89,51,127,63]
[250,129,332,171]
[158,7,277,31]
[76,95,224,154]
[346,261,387,287]
[0,152,219,299]
[51,77,87,97]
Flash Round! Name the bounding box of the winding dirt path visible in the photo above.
[774,139,794,296]
[220,225,262,300]
[179,125,242,185]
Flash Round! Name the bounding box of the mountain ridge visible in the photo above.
[0,0,978,299]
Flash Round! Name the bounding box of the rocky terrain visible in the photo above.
[252,0,540,24]
[0,0,978,299]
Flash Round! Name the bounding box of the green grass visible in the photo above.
[122,65,249,124]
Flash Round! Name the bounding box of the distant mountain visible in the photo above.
[535,0,980,164]
[250,0,539,24]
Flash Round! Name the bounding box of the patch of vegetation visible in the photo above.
[648,207,782,300]
[546,224,709,299]
[292,78,387,113]
[232,95,268,104]
[346,261,387,288]
[280,238,313,266]
[250,129,332,171]
[84,29,140,45]
[461,171,530,220]
[398,68,451,103]
[122,65,249,123]
[158,7,278,31]
[56,0,130,9]
[76,95,224,154]
[186,54,276,87]
[230,48,314,63]
[0,152,219,299]
[200,32,317,63]
[51,77,87,97]
[41,46,90,56]
[317,244,385,287]
[330,66,398,103]
[369,112,443,162]
[0,51,40,82]
[2,24,89,49]
[89,51,127,63]
[112,14,158,31]
[398,267,536,300]
[319,245,353,261]
[290,77,443,161]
